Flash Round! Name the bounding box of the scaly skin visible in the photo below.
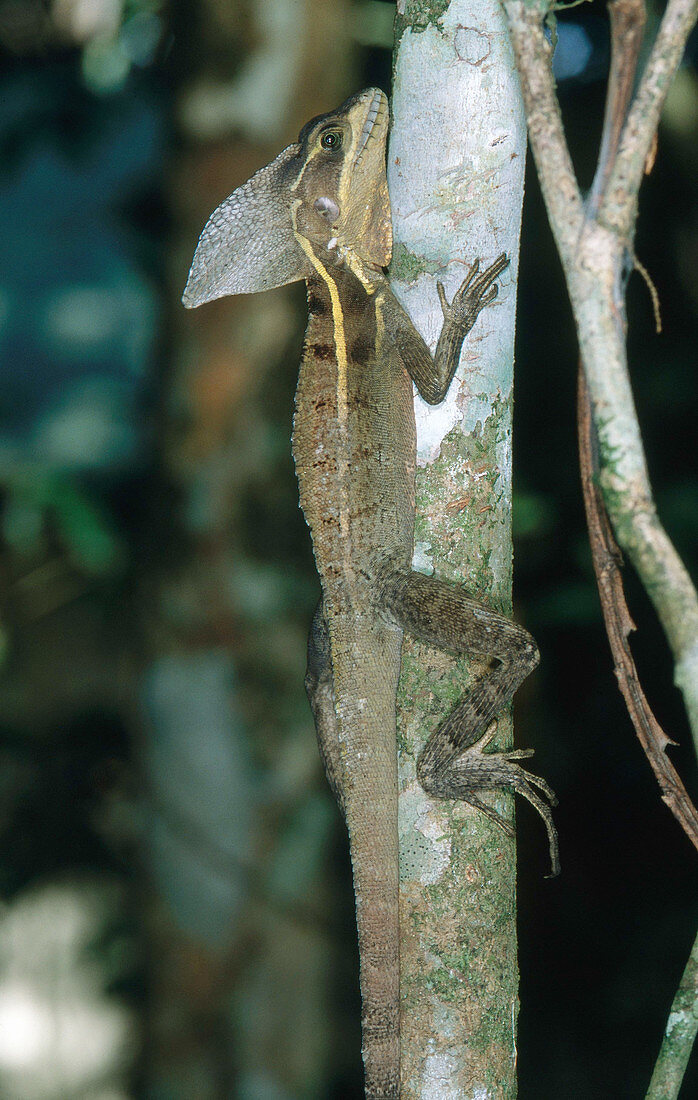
[184,88,558,1100]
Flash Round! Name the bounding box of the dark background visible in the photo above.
[0,0,695,1097]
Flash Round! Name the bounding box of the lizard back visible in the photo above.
[293,264,415,1099]
[293,269,416,596]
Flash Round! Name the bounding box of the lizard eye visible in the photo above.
[320,129,342,151]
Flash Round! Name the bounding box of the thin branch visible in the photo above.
[578,0,698,848]
[588,0,647,218]
[599,0,698,235]
[646,926,698,1100]
[502,0,584,258]
[501,1,698,1092]
[501,0,698,766]
[577,367,698,852]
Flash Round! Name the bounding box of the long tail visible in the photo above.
[349,797,400,1099]
[333,629,402,1099]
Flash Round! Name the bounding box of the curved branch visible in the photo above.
[578,366,698,853]
[600,0,698,236]
[501,0,698,766]
[646,927,698,1100]
[502,0,583,261]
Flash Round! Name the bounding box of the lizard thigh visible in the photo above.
[380,569,538,757]
[381,569,538,669]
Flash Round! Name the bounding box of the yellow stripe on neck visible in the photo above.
[291,201,350,547]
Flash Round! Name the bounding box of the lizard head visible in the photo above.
[291,87,392,269]
[182,88,391,308]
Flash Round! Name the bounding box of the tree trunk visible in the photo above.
[390,2,527,1095]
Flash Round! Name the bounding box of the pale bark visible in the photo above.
[500,0,698,1094]
[646,927,698,1100]
[501,0,698,753]
[390,2,527,1095]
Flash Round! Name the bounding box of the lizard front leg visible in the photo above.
[382,253,559,875]
[381,570,559,876]
[381,253,510,405]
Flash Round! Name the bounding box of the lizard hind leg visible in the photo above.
[382,570,560,876]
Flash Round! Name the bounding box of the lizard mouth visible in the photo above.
[353,89,387,168]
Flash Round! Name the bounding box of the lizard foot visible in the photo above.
[418,720,560,877]
[437,252,510,331]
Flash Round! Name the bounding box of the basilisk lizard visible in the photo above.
[183,88,558,1100]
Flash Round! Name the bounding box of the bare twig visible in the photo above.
[501,0,698,788]
[600,0,698,236]
[588,0,647,218]
[501,0,698,1091]
[645,927,698,1100]
[578,0,698,845]
[502,1,583,254]
[575,0,698,848]
[578,366,698,852]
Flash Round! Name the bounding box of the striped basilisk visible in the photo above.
[183,88,558,1100]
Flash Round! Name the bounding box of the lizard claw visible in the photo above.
[436,280,449,314]
[460,256,481,294]
[440,252,510,329]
